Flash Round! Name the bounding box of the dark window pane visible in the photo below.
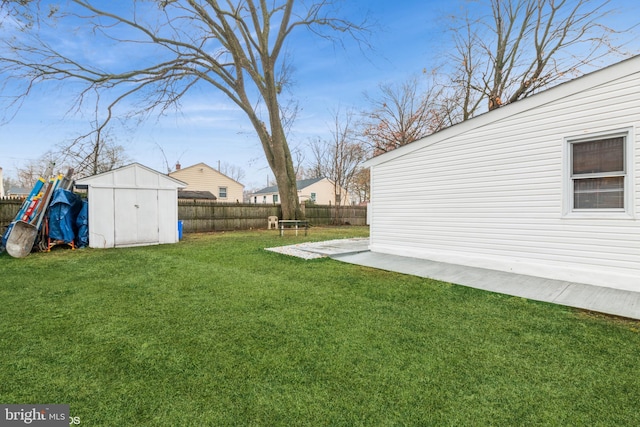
[572,137,624,174]
[574,177,624,209]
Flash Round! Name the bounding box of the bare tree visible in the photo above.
[10,139,126,188]
[58,128,132,178]
[0,0,368,219]
[219,161,246,183]
[445,0,627,116]
[307,139,327,179]
[12,151,60,188]
[350,167,370,204]
[14,160,42,189]
[1,168,21,197]
[309,109,366,220]
[360,75,447,155]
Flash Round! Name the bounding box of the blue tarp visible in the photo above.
[48,189,83,245]
[75,201,89,248]
[0,222,12,252]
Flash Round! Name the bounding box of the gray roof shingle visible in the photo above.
[253,177,324,194]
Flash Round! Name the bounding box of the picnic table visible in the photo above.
[278,219,308,236]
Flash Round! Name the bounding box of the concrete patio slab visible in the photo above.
[267,237,640,320]
[265,238,370,259]
[333,249,640,320]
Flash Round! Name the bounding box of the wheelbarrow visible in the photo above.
[5,176,57,258]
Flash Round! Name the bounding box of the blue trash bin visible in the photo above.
[178,220,183,240]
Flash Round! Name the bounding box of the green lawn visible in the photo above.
[1,226,639,426]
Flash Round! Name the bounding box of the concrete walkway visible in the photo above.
[269,238,640,320]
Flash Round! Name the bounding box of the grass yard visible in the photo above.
[1,226,639,426]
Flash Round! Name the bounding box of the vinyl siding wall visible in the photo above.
[251,179,351,205]
[370,72,640,291]
[303,179,351,205]
[170,165,244,202]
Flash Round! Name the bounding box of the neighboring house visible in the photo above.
[250,177,350,205]
[365,55,640,293]
[169,162,244,203]
[75,163,186,248]
[6,186,30,198]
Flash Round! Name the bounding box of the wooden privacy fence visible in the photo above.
[2,198,367,235]
[178,201,367,232]
[0,198,23,235]
[178,201,280,232]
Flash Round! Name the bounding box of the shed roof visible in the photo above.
[76,163,187,189]
[365,54,640,168]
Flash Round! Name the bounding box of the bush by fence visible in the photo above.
[1,198,367,234]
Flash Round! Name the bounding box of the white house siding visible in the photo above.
[369,63,640,291]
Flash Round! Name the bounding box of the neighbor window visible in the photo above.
[273,195,279,203]
[569,135,626,211]
[310,192,316,202]
[218,187,227,198]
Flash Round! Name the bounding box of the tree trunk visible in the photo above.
[260,71,304,220]
[270,130,303,219]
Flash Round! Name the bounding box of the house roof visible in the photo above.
[252,177,325,194]
[170,162,245,187]
[7,186,31,195]
[365,54,640,168]
[178,190,217,200]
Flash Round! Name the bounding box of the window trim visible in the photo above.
[218,186,227,199]
[563,127,634,219]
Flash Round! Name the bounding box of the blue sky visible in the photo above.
[2,0,640,190]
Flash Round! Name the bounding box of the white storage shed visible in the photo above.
[365,55,640,292]
[75,163,186,248]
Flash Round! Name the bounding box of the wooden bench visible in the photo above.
[278,219,308,236]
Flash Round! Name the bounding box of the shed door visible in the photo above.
[114,189,159,246]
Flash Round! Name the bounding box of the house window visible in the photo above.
[262,195,266,204]
[568,133,629,212]
[218,187,227,198]
[310,192,316,202]
[273,195,279,203]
